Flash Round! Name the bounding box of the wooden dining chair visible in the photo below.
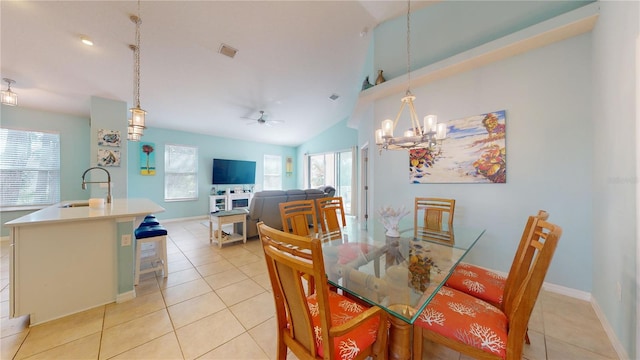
[316,196,347,240]
[414,198,455,238]
[444,210,549,344]
[257,222,388,360]
[413,217,562,360]
[279,199,319,237]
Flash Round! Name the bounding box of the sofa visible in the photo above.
[239,186,335,238]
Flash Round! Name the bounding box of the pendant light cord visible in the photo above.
[133,0,141,109]
[406,0,411,95]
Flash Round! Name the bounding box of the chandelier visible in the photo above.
[1,78,18,106]
[127,0,146,141]
[375,0,446,152]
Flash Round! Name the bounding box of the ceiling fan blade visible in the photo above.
[268,120,284,125]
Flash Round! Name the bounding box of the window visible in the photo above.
[0,128,60,209]
[164,144,198,201]
[263,154,282,190]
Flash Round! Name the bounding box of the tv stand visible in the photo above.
[209,192,252,212]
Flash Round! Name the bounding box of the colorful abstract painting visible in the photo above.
[97,149,120,167]
[140,142,156,175]
[97,129,121,147]
[410,110,506,184]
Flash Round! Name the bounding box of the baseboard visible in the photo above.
[161,215,208,223]
[590,297,630,360]
[116,290,136,303]
[542,281,591,301]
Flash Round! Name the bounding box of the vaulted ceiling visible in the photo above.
[1,1,433,146]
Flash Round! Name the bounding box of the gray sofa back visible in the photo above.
[242,187,333,237]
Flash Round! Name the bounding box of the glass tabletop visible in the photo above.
[319,218,485,324]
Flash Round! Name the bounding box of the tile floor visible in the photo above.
[1,218,620,359]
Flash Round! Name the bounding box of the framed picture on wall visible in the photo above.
[97,129,121,147]
[410,109,506,184]
[140,142,156,175]
[98,149,121,167]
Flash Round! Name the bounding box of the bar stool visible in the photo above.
[134,224,168,285]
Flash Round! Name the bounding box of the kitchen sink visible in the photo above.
[59,202,90,208]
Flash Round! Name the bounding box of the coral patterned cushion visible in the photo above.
[415,286,508,359]
[337,243,377,265]
[306,291,380,360]
[445,262,506,306]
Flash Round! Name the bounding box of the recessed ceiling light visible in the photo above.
[80,35,93,46]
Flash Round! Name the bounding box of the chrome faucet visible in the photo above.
[81,167,112,204]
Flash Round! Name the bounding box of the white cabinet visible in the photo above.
[210,192,252,212]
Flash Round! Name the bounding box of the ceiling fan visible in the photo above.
[243,110,284,126]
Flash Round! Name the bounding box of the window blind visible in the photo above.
[0,128,61,209]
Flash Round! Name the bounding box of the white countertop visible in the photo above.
[5,198,165,227]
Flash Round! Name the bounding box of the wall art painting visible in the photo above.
[140,142,156,175]
[97,129,121,147]
[98,149,121,167]
[410,110,506,184]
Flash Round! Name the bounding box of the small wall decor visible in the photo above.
[98,149,121,167]
[410,110,506,184]
[97,129,121,147]
[140,142,156,175]
[361,76,373,91]
[375,70,385,85]
[286,157,293,176]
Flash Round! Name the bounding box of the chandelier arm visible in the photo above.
[392,101,408,131]
[407,101,423,135]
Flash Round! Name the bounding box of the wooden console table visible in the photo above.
[209,209,247,248]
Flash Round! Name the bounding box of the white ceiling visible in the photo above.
[1,1,432,147]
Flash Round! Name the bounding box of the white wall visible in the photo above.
[592,1,638,358]
[363,34,594,291]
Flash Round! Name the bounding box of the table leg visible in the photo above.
[209,217,213,244]
[389,315,412,360]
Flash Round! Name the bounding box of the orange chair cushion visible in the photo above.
[445,262,506,306]
[337,243,377,264]
[306,291,380,359]
[415,286,508,359]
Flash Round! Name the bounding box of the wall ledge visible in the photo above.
[349,2,599,129]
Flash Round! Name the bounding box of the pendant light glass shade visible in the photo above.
[1,78,18,106]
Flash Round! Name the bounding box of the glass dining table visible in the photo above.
[319,218,485,360]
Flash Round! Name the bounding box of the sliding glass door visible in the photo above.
[306,149,354,215]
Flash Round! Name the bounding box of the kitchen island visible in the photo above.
[5,198,165,325]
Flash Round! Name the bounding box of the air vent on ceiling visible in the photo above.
[329,93,340,101]
[219,43,238,58]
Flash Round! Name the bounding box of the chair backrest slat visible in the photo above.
[279,200,318,237]
[259,222,334,358]
[502,210,549,309]
[316,196,347,235]
[503,218,562,356]
[414,198,455,237]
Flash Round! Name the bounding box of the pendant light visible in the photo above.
[127,0,146,141]
[1,78,18,106]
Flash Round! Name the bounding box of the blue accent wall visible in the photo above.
[127,126,297,221]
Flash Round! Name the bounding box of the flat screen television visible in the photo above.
[212,158,256,185]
